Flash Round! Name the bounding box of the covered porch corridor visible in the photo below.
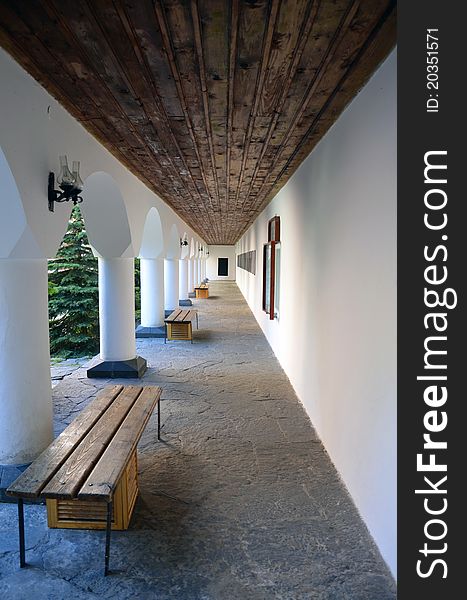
[0,282,395,599]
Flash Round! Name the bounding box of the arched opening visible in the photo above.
[48,171,136,363]
[48,204,99,358]
[47,170,134,360]
[136,207,165,333]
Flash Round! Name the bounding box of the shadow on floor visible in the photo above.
[0,281,396,600]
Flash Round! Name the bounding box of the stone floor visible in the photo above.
[0,281,396,599]
[51,357,90,388]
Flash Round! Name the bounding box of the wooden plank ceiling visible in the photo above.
[0,0,396,244]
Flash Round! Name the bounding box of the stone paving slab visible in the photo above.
[0,281,396,599]
[50,357,90,388]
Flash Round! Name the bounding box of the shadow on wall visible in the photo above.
[166,223,181,260]
[0,145,39,258]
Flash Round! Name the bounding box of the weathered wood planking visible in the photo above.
[79,387,162,501]
[0,0,396,245]
[7,385,124,499]
[41,386,144,499]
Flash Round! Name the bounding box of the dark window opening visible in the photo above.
[237,250,256,275]
[218,257,229,276]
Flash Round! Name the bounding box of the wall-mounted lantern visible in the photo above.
[180,237,189,247]
[48,155,84,212]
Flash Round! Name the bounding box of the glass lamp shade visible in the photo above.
[57,155,75,187]
[72,161,83,190]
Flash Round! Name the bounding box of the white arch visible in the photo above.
[165,223,181,259]
[139,207,164,259]
[180,231,190,259]
[81,172,133,258]
[0,146,38,258]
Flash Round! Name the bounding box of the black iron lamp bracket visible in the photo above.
[48,172,83,212]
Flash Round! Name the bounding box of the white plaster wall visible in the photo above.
[206,245,236,281]
[0,48,206,259]
[236,51,397,576]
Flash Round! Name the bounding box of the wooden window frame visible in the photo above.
[263,217,280,320]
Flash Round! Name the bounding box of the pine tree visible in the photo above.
[48,206,99,357]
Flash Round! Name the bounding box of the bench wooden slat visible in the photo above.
[78,387,162,501]
[41,386,143,499]
[165,309,183,322]
[6,385,124,499]
[165,308,197,323]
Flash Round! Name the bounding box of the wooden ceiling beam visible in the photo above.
[233,0,280,213]
[243,0,320,206]
[244,0,361,212]
[240,0,397,238]
[153,0,223,241]
[226,0,240,228]
[0,0,396,245]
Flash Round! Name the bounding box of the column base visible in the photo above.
[179,299,193,306]
[135,325,166,338]
[87,356,147,379]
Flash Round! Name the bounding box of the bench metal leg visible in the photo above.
[196,313,199,329]
[157,399,161,440]
[164,323,167,344]
[18,498,26,569]
[104,501,112,576]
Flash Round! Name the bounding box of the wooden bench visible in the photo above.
[164,308,199,343]
[7,384,162,576]
[195,284,209,299]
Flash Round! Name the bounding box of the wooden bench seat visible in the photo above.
[7,384,162,575]
[164,308,199,343]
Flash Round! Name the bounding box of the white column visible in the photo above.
[179,259,188,301]
[197,259,202,285]
[0,259,53,464]
[164,258,179,311]
[188,259,194,293]
[98,257,136,361]
[140,258,164,327]
[201,259,206,281]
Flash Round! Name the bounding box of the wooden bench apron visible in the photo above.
[7,384,162,576]
[164,308,199,343]
[195,284,209,299]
